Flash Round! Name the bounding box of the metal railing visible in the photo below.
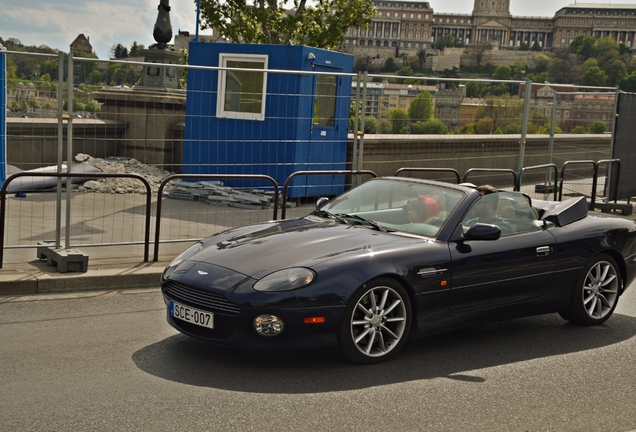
[153,174,279,261]
[0,172,153,268]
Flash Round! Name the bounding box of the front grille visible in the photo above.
[164,281,241,316]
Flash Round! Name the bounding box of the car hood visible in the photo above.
[182,215,427,280]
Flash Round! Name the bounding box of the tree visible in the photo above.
[434,34,463,51]
[589,121,608,134]
[387,109,409,134]
[129,41,145,57]
[85,100,101,114]
[474,95,524,132]
[110,43,129,59]
[416,49,427,70]
[619,72,636,92]
[411,119,447,134]
[383,56,398,72]
[492,65,512,81]
[27,98,40,112]
[571,125,587,134]
[503,123,522,134]
[547,57,580,84]
[199,0,375,50]
[595,37,620,67]
[581,66,608,87]
[603,58,627,87]
[475,117,494,134]
[407,92,433,122]
[530,41,542,51]
[511,57,528,79]
[464,79,486,98]
[533,53,550,73]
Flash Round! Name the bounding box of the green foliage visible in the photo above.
[581,66,607,87]
[364,117,378,134]
[603,58,627,86]
[110,43,129,59]
[589,120,608,134]
[434,34,464,51]
[474,95,524,132]
[377,119,392,133]
[492,65,512,80]
[129,41,145,57]
[85,100,101,113]
[462,123,476,134]
[464,79,486,98]
[27,98,40,111]
[571,125,587,134]
[383,56,398,72]
[410,119,445,134]
[386,109,409,134]
[533,54,550,73]
[493,127,503,134]
[199,0,375,50]
[619,72,636,92]
[407,92,433,122]
[503,123,522,134]
[530,42,542,51]
[475,118,494,134]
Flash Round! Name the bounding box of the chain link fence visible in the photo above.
[0,49,621,263]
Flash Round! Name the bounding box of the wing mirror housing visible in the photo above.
[316,197,329,209]
[463,223,501,241]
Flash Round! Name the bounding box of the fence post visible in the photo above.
[518,78,533,172]
[65,52,74,249]
[55,52,65,249]
[356,71,368,186]
[352,72,361,173]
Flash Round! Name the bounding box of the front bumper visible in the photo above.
[162,281,345,351]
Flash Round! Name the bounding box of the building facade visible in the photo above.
[345,1,636,58]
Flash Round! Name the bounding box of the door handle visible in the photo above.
[536,246,551,256]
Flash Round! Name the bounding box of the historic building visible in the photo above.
[70,34,94,55]
[345,1,636,57]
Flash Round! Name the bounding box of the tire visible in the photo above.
[560,254,621,326]
[337,278,412,364]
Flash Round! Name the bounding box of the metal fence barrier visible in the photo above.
[0,172,152,268]
[153,174,279,261]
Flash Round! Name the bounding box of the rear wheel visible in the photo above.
[338,278,411,364]
[559,254,621,326]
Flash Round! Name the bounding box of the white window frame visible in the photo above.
[217,53,268,121]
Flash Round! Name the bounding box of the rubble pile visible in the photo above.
[166,180,294,210]
[75,153,171,194]
[72,153,294,209]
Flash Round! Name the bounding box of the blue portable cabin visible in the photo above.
[182,42,353,198]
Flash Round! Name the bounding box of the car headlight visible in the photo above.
[253,268,316,292]
[162,242,203,281]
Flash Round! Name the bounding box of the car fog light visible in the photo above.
[254,315,284,336]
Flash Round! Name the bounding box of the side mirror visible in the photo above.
[316,197,329,210]
[463,223,501,241]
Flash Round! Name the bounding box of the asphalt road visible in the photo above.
[2,282,636,432]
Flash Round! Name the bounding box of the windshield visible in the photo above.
[320,179,466,237]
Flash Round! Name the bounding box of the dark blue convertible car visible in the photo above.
[161,178,636,363]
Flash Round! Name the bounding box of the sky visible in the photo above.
[0,0,633,59]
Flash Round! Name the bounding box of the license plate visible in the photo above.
[170,301,214,329]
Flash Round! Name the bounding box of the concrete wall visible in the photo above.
[7,116,611,187]
[6,118,126,170]
[351,134,612,185]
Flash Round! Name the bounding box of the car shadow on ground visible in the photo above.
[132,312,636,394]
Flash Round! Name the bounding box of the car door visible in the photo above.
[448,193,557,313]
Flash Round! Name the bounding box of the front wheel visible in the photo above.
[338,278,411,364]
[560,254,621,326]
